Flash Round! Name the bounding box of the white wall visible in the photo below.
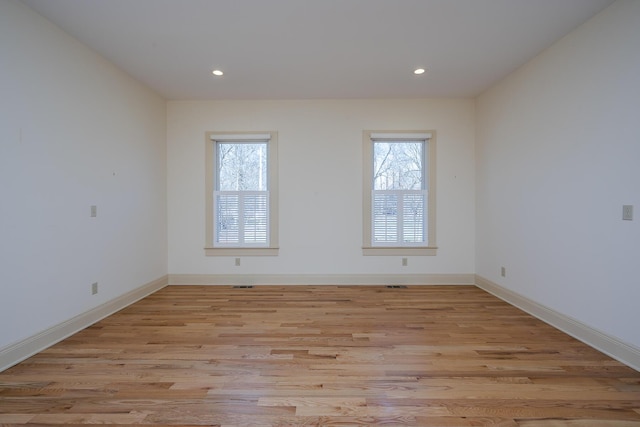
[476,0,640,348]
[168,99,475,279]
[0,0,167,349]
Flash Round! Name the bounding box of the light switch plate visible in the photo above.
[623,205,633,221]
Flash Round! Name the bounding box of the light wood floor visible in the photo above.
[1,285,639,426]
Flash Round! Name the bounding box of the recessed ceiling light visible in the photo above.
[414,68,426,75]
[212,69,224,76]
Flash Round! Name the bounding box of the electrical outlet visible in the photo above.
[402,258,408,266]
[235,258,241,266]
[91,282,98,295]
[623,205,633,221]
[501,267,506,277]
[90,205,97,217]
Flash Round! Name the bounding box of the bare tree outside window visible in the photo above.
[373,141,423,190]
[218,143,267,191]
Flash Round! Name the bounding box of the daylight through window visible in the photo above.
[205,132,279,255]
[373,140,426,245]
[216,142,268,246]
[363,131,436,255]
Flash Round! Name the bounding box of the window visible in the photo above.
[205,132,278,256]
[362,131,437,255]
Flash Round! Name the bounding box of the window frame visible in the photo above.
[205,131,279,256]
[362,130,437,256]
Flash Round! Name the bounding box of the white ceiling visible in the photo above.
[22,0,614,100]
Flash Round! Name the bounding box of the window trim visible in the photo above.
[362,130,437,256]
[205,131,279,256]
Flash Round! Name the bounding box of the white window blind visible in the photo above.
[215,191,269,246]
[372,190,426,245]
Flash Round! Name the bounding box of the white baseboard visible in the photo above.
[168,273,475,286]
[475,275,640,372]
[0,275,168,372]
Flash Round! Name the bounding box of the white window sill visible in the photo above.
[362,246,437,256]
[205,247,279,256]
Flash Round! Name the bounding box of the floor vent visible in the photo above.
[233,285,254,289]
[386,285,408,289]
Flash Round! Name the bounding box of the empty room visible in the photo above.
[1,0,639,425]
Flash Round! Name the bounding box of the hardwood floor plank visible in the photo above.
[1,285,639,426]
